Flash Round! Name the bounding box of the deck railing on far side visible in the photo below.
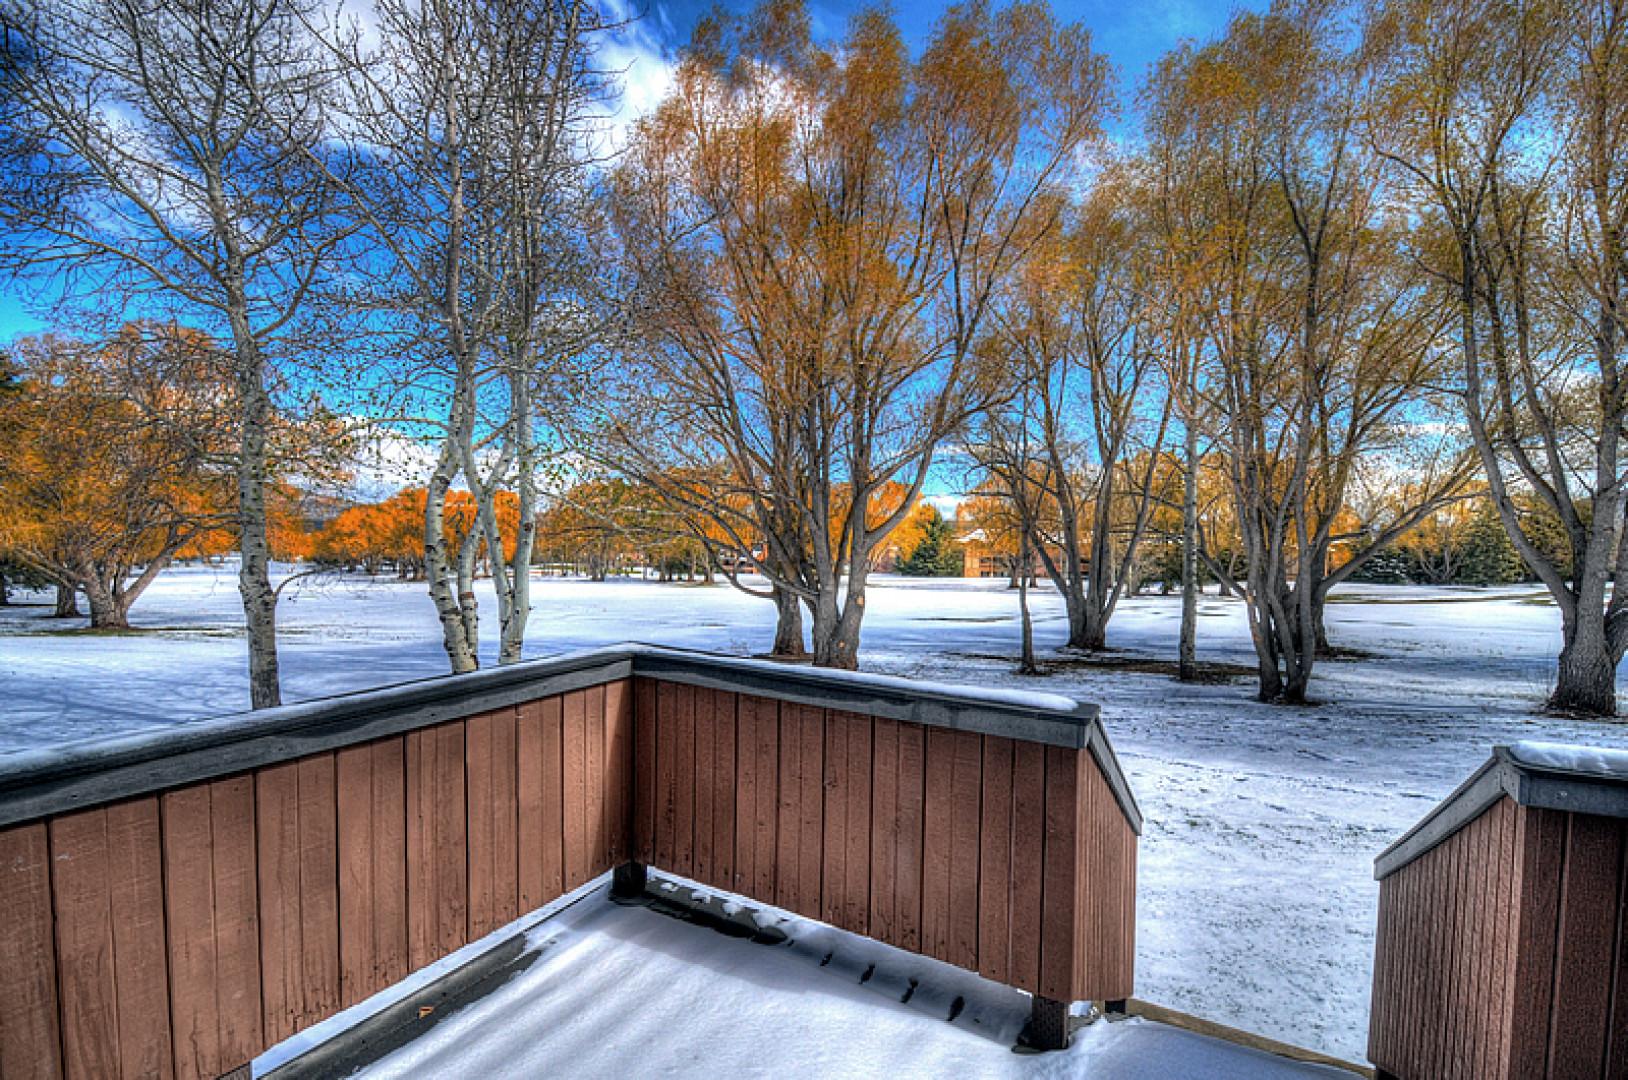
[0,644,1139,1079]
[1367,743,1628,1080]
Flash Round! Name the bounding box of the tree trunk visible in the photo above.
[1178,417,1199,681]
[53,583,80,618]
[425,455,479,674]
[233,333,281,709]
[82,578,130,631]
[811,592,862,670]
[1551,611,1618,715]
[1018,533,1037,675]
[770,585,807,658]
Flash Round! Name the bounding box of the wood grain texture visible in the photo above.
[49,808,120,1080]
[977,736,1014,987]
[162,778,263,1080]
[406,724,468,970]
[605,679,634,867]
[0,822,61,1080]
[338,740,410,1009]
[104,799,173,1079]
[868,717,899,948]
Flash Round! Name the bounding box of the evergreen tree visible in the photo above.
[896,507,963,576]
[1458,505,1526,585]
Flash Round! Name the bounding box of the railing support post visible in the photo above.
[1021,995,1070,1051]
[611,861,648,900]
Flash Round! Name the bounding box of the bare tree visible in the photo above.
[323,0,607,671]
[990,177,1174,653]
[1145,3,1469,703]
[1370,0,1628,714]
[0,0,357,706]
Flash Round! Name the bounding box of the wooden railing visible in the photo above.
[1368,745,1628,1080]
[0,645,1139,1079]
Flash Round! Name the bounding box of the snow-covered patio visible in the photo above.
[4,565,1626,1063]
[260,876,1352,1080]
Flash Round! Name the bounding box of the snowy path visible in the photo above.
[3,566,1624,1063]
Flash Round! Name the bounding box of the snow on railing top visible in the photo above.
[1507,739,1628,780]
[1375,740,1628,879]
[0,643,1133,832]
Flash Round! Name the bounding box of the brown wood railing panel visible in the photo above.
[0,654,1135,1074]
[1370,788,1628,1080]
[633,678,1138,1005]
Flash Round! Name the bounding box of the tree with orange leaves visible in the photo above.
[0,328,234,628]
[608,0,1112,667]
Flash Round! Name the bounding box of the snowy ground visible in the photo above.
[4,564,1627,1064]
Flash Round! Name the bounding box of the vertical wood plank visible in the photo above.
[208,776,262,1071]
[921,727,954,963]
[255,763,301,1045]
[712,690,737,893]
[606,680,634,867]
[49,809,119,1080]
[105,799,173,1079]
[0,823,62,1080]
[694,687,716,887]
[821,710,849,928]
[733,694,759,893]
[749,697,779,903]
[978,736,1014,986]
[895,721,926,955]
[1508,805,1565,1079]
[539,698,565,900]
[466,708,519,936]
[775,700,802,913]
[1039,745,1079,1001]
[516,701,546,913]
[491,707,519,928]
[633,680,658,865]
[948,730,983,973]
[407,724,468,970]
[164,784,222,1080]
[563,691,590,889]
[796,705,824,920]
[466,711,497,939]
[842,711,871,937]
[370,738,408,995]
[296,755,339,1032]
[1547,813,1622,1077]
[585,684,608,877]
[869,717,899,948]
[336,745,375,1009]
[654,682,678,872]
[1607,827,1628,1079]
[674,684,697,878]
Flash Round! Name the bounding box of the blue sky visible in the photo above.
[0,0,1257,342]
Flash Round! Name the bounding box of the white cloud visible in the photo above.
[592,0,679,155]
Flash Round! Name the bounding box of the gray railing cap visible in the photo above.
[0,643,1140,833]
[1374,740,1628,879]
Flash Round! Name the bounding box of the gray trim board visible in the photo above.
[1374,744,1628,879]
[0,643,1140,833]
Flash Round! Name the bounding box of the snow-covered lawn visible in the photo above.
[4,564,1625,1064]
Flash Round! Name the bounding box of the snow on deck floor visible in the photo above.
[7,565,1628,1063]
[326,882,1349,1080]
